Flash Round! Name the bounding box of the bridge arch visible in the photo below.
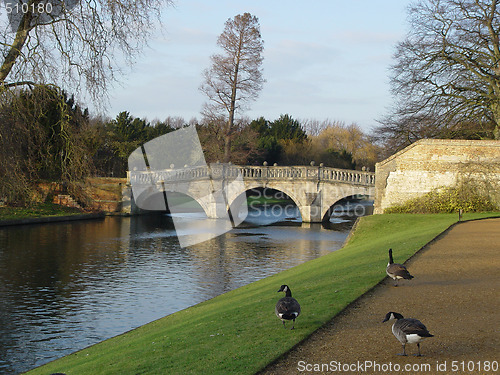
[226,182,304,222]
[133,187,212,217]
[320,195,373,223]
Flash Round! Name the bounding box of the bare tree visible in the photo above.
[378,0,500,147]
[200,12,265,162]
[310,121,381,169]
[0,0,173,102]
[0,1,173,204]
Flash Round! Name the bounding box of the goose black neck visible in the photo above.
[285,289,292,298]
[388,249,394,264]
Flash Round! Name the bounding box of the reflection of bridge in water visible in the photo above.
[127,164,375,223]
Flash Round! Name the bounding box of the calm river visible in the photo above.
[0,200,372,374]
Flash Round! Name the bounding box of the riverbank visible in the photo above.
[259,217,500,374]
[0,202,100,224]
[25,212,499,374]
[0,213,105,227]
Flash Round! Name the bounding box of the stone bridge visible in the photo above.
[127,164,375,223]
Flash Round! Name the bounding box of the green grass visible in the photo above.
[246,195,293,205]
[0,202,83,221]
[26,212,499,375]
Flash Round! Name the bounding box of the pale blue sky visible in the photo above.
[106,1,412,132]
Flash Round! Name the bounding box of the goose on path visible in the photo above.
[382,312,434,356]
[275,284,301,330]
[386,248,414,286]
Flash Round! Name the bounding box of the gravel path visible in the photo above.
[258,218,500,374]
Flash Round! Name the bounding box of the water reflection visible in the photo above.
[0,200,371,374]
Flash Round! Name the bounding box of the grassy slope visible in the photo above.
[0,203,83,221]
[27,212,498,375]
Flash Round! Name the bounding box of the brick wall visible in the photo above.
[374,139,500,214]
[42,178,127,214]
[84,177,127,213]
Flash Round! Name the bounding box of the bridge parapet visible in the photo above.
[234,165,374,185]
[128,164,375,186]
[129,165,210,185]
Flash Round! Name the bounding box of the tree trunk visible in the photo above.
[491,101,500,140]
[0,12,32,84]
[223,130,231,162]
[224,51,240,162]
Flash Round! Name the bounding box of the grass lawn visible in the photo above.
[0,203,83,221]
[246,195,293,205]
[26,212,499,374]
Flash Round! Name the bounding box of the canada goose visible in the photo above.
[386,248,414,286]
[382,312,434,356]
[275,284,301,329]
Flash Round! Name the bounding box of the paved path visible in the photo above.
[258,218,500,374]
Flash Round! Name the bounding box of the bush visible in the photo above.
[385,180,498,214]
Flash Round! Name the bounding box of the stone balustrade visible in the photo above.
[128,164,375,186]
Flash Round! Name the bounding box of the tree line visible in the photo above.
[0,85,380,205]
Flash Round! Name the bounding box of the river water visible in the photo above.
[0,200,372,374]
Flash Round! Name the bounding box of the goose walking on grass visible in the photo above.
[275,285,301,330]
[386,248,414,286]
[382,312,434,356]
